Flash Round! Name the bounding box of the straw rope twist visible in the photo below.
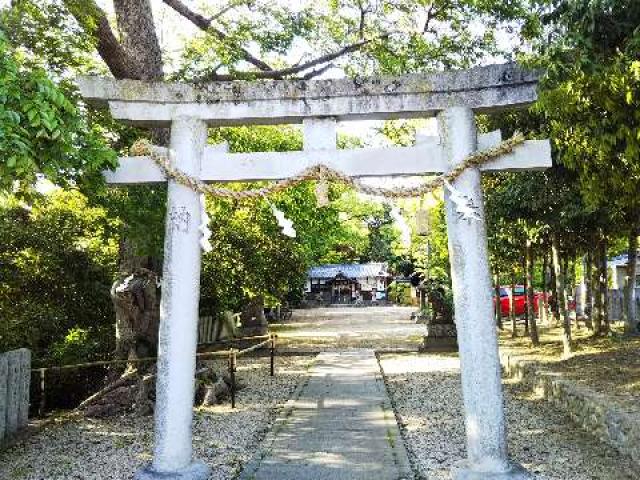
[129,133,526,200]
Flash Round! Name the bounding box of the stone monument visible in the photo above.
[419,279,458,351]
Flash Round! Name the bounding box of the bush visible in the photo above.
[0,190,117,365]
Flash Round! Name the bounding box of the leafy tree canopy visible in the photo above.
[0,30,115,193]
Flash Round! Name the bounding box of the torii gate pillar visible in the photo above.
[440,107,529,479]
[137,117,211,480]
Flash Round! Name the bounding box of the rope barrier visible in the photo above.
[35,334,278,414]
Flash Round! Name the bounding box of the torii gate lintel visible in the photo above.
[80,63,546,480]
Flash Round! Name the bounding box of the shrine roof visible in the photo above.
[308,263,390,280]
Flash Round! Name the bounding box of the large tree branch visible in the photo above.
[161,0,274,72]
[113,0,164,81]
[199,35,387,82]
[63,0,141,79]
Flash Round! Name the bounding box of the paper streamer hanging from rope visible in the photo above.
[444,180,481,222]
[199,194,213,252]
[389,205,412,248]
[264,197,296,237]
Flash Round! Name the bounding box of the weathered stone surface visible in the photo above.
[440,107,526,476]
[16,348,30,428]
[135,460,210,480]
[5,350,21,435]
[501,352,640,469]
[146,117,208,476]
[421,323,458,352]
[78,63,540,126]
[0,353,7,442]
[453,460,533,479]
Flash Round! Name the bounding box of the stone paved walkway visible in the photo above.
[240,350,412,480]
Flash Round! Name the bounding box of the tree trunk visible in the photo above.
[112,239,161,364]
[592,242,603,335]
[495,272,503,330]
[552,233,571,357]
[584,250,593,329]
[549,245,559,326]
[540,251,548,325]
[112,0,164,81]
[99,0,166,364]
[510,275,517,338]
[599,235,609,334]
[240,296,269,336]
[67,0,171,410]
[569,256,580,329]
[625,223,639,334]
[562,255,575,331]
[526,238,539,346]
[522,252,529,334]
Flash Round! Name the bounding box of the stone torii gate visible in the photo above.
[79,63,550,480]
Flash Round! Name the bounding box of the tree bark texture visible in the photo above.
[625,223,639,334]
[549,246,559,327]
[510,275,517,338]
[526,238,539,346]
[65,0,168,362]
[540,251,548,325]
[584,251,593,329]
[592,243,603,335]
[522,252,529,334]
[240,296,269,336]
[552,233,571,357]
[599,235,609,334]
[112,0,164,80]
[495,272,503,330]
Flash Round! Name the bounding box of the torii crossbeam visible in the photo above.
[79,63,549,480]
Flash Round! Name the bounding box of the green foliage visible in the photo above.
[421,199,450,285]
[170,0,531,80]
[0,0,100,74]
[200,125,393,311]
[531,0,640,214]
[387,281,413,306]
[49,327,105,365]
[0,190,117,364]
[0,30,116,193]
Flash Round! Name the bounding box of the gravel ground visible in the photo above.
[0,356,313,480]
[379,353,639,480]
[499,325,640,413]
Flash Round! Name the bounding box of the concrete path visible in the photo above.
[240,350,412,480]
[272,306,425,350]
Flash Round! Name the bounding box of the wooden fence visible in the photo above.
[198,313,241,345]
[34,334,276,415]
[0,348,31,444]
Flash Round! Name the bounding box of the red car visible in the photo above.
[493,286,544,316]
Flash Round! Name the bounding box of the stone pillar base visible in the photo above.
[135,461,211,480]
[419,323,458,352]
[452,460,533,479]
